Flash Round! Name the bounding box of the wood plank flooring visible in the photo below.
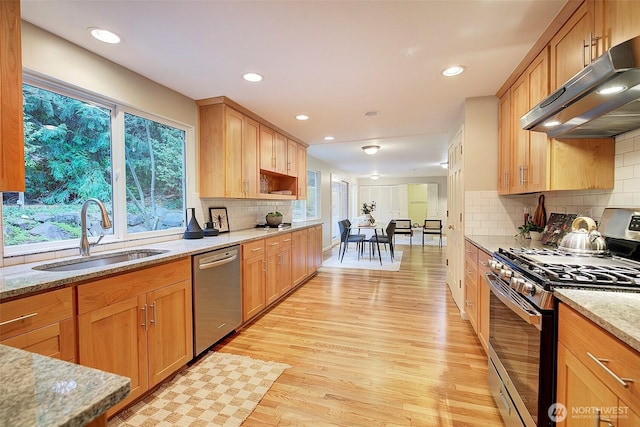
[215,243,505,426]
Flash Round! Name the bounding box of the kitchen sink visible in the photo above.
[33,249,169,272]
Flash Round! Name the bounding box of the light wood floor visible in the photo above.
[215,243,505,426]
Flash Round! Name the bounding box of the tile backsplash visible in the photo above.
[466,128,640,236]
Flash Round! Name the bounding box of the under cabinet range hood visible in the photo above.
[521,35,640,138]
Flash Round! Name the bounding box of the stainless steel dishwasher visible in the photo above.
[192,245,241,357]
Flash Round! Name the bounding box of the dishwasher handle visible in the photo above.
[199,254,238,270]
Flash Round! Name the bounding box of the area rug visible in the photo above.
[108,352,290,427]
[322,250,403,271]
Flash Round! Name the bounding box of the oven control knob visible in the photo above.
[488,260,502,271]
[522,283,535,296]
[510,277,524,290]
[500,269,512,279]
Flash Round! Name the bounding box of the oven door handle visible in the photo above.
[485,272,542,331]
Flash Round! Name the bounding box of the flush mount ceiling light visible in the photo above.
[324,136,335,141]
[295,114,310,121]
[88,27,121,44]
[242,72,264,82]
[370,174,380,180]
[442,65,466,77]
[440,162,448,169]
[364,110,379,117]
[597,85,627,95]
[362,145,381,155]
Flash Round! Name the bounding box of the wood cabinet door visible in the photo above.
[1,319,75,362]
[225,107,245,198]
[497,92,511,194]
[0,0,25,192]
[279,244,293,296]
[265,249,281,305]
[306,226,317,276]
[526,48,550,193]
[259,125,276,172]
[510,75,529,194]
[550,1,594,90]
[291,230,308,285]
[242,116,260,197]
[297,144,307,199]
[601,0,640,52]
[242,254,266,322]
[78,295,148,414]
[287,139,298,177]
[314,226,323,270]
[618,403,640,427]
[147,279,193,387]
[477,249,491,354]
[274,133,288,175]
[556,342,619,426]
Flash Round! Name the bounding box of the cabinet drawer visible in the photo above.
[0,288,73,340]
[243,239,265,260]
[77,258,191,314]
[265,235,282,253]
[465,257,477,285]
[559,304,640,414]
[478,249,492,273]
[279,232,292,248]
[1,319,75,361]
[465,241,478,262]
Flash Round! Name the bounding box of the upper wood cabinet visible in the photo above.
[297,143,308,200]
[287,138,298,177]
[597,0,640,57]
[259,126,289,175]
[0,0,25,192]
[550,1,597,90]
[199,104,259,198]
[497,92,511,195]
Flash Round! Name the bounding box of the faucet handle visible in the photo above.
[91,234,105,247]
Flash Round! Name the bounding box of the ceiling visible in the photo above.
[21,0,566,179]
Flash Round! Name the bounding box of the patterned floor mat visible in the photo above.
[108,352,290,427]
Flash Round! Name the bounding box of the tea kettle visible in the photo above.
[558,216,608,255]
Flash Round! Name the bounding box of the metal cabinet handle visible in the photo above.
[270,242,279,247]
[150,301,156,325]
[263,260,267,272]
[522,166,528,184]
[586,352,633,388]
[0,312,38,326]
[141,304,147,329]
[594,408,614,427]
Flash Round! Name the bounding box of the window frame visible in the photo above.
[3,73,190,257]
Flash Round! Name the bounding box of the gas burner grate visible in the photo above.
[538,264,640,287]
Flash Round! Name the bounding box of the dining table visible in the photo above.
[348,222,386,265]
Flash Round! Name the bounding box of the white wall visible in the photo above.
[465,128,640,236]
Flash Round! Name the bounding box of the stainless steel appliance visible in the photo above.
[521,35,640,138]
[192,245,241,357]
[485,207,640,427]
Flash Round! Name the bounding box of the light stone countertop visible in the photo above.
[553,290,640,353]
[0,221,322,301]
[465,234,549,255]
[0,344,130,427]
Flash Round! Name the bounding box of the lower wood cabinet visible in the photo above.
[76,258,193,416]
[292,229,308,285]
[557,304,640,426]
[306,225,323,275]
[0,287,75,362]
[464,239,490,354]
[242,239,266,322]
[265,233,292,306]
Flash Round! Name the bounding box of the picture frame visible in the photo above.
[208,207,229,233]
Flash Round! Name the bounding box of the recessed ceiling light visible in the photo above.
[442,66,466,77]
[370,174,380,180]
[242,72,264,82]
[88,27,121,44]
[597,85,627,95]
[364,110,379,117]
[362,145,380,155]
[324,136,335,141]
[295,114,309,121]
[544,120,561,128]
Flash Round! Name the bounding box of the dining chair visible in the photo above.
[393,219,413,244]
[422,219,443,248]
[338,220,365,261]
[369,220,397,261]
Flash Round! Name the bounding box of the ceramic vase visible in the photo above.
[184,208,203,239]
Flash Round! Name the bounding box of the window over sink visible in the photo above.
[2,76,187,255]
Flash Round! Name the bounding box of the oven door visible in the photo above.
[486,272,543,427]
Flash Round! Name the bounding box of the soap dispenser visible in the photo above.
[184,208,203,239]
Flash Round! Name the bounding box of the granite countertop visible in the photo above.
[465,234,549,254]
[554,290,640,353]
[0,345,130,427]
[1,221,322,300]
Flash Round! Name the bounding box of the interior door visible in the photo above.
[330,177,349,245]
[446,127,464,313]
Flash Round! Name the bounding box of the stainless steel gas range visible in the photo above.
[485,208,640,427]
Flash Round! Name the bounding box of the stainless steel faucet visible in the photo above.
[80,198,113,256]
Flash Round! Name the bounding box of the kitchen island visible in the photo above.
[0,344,130,427]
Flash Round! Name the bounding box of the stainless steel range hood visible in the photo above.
[521,35,640,138]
